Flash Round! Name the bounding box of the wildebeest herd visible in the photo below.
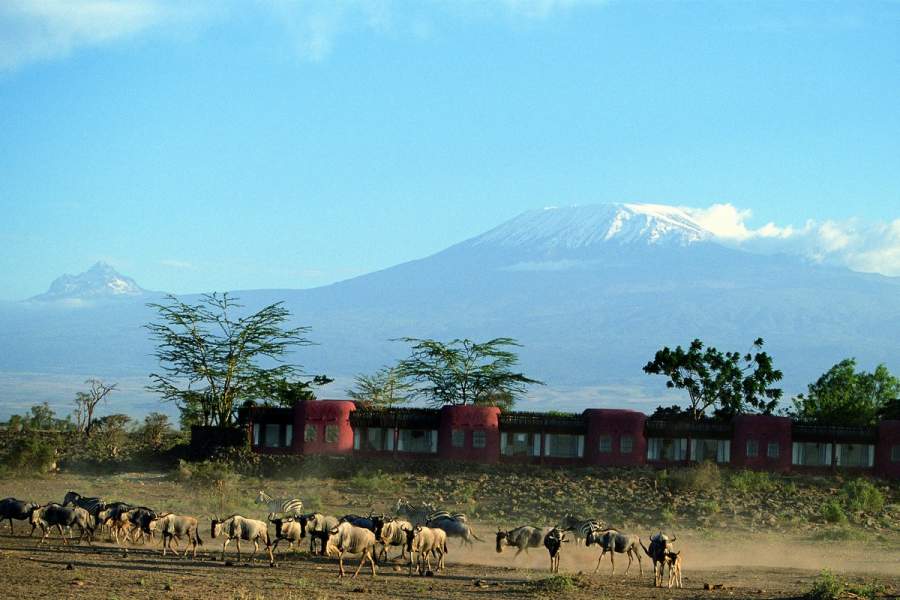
[0,491,683,587]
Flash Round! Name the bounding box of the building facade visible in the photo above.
[244,400,900,479]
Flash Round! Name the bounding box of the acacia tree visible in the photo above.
[395,337,542,409]
[643,338,783,421]
[73,378,118,435]
[146,293,312,427]
[791,359,900,426]
[347,366,413,409]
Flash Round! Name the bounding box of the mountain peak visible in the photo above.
[30,262,146,303]
[468,203,711,251]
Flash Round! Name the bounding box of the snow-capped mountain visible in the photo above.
[29,262,146,302]
[0,203,898,417]
[468,203,710,251]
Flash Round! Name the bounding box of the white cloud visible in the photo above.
[0,0,607,70]
[684,203,794,241]
[0,0,175,71]
[681,203,900,278]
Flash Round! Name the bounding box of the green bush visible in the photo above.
[820,500,848,524]
[666,462,722,493]
[805,570,844,600]
[349,469,396,494]
[729,470,777,494]
[841,479,885,514]
[0,433,57,474]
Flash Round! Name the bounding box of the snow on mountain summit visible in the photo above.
[468,203,711,251]
[29,262,146,302]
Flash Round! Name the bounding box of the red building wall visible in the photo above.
[583,409,647,466]
[296,400,356,455]
[438,405,500,463]
[875,420,900,479]
[730,414,792,472]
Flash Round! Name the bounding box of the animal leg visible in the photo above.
[221,538,230,561]
[636,550,643,576]
[338,552,346,578]
[624,551,632,576]
[514,546,525,559]
[594,549,606,574]
[610,550,615,576]
[7,518,13,535]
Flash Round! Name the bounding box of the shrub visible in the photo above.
[841,479,884,514]
[527,575,580,593]
[820,500,848,524]
[696,499,721,516]
[805,570,844,600]
[349,470,395,494]
[0,433,57,474]
[729,470,777,494]
[666,462,721,493]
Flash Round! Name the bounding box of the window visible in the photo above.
[325,424,339,444]
[835,443,873,468]
[691,439,730,463]
[598,435,612,453]
[767,442,780,459]
[792,442,831,466]
[472,430,486,449]
[746,439,759,458]
[620,435,634,454]
[284,425,293,448]
[647,438,687,461]
[304,424,317,442]
[892,445,900,463]
[397,429,438,453]
[544,434,584,459]
[451,429,465,448]
[264,424,281,448]
[501,432,539,457]
[252,423,260,446]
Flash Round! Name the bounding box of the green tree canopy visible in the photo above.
[271,375,334,407]
[643,338,783,421]
[791,359,900,426]
[395,337,542,409]
[146,293,312,427]
[347,366,412,409]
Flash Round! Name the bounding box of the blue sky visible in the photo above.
[1,0,898,300]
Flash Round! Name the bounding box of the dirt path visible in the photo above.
[0,533,897,600]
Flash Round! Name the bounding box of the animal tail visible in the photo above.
[195,530,203,546]
[469,528,483,542]
[639,539,651,557]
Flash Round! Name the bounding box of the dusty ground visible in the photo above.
[1,471,898,599]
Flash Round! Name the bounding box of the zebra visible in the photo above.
[425,510,467,525]
[559,514,602,545]
[254,490,303,518]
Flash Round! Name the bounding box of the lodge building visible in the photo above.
[242,400,900,479]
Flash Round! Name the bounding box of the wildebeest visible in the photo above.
[427,514,481,548]
[268,515,304,553]
[298,513,339,555]
[211,514,275,566]
[0,498,37,536]
[327,522,377,578]
[640,532,676,586]
[148,513,202,558]
[496,525,552,557]
[409,525,448,575]
[543,527,567,573]
[62,492,105,519]
[664,550,683,588]
[30,504,95,545]
[378,518,412,561]
[255,491,303,518]
[120,506,157,545]
[585,527,643,576]
[98,503,135,544]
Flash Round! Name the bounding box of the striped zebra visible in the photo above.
[62,491,105,519]
[559,514,602,545]
[254,490,303,518]
[425,510,468,525]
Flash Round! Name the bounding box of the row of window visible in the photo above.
[252,423,340,448]
[254,422,900,466]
